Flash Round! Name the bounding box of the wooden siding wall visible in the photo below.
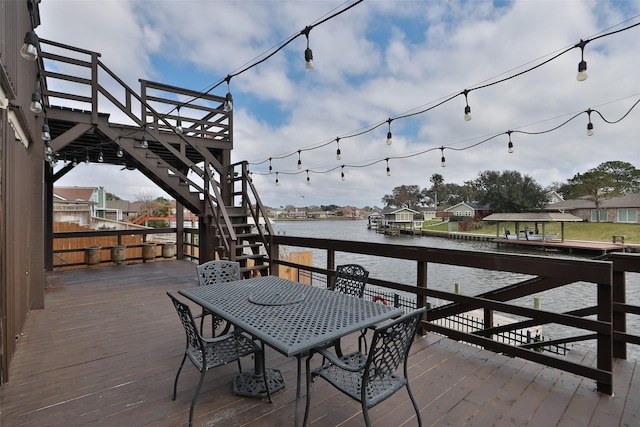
[0,0,46,384]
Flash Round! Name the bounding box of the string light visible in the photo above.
[385,158,391,176]
[30,79,43,113]
[275,171,279,186]
[140,131,148,148]
[297,150,302,169]
[440,147,446,167]
[462,89,472,121]
[85,149,90,164]
[98,145,104,163]
[341,165,345,181]
[303,26,314,71]
[586,108,594,136]
[175,106,183,134]
[386,118,393,145]
[41,123,51,141]
[335,138,341,160]
[116,145,124,158]
[507,131,514,153]
[223,75,233,112]
[20,30,39,61]
[72,154,78,166]
[268,157,273,174]
[576,39,589,81]
[306,169,311,184]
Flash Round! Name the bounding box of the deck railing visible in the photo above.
[51,229,640,395]
[270,235,640,396]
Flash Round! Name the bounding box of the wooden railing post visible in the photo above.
[270,240,280,277]
[416,260,427,336]
[597,277,613,395]
[612,266,627,359]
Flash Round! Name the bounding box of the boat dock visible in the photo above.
[493,237,629,255]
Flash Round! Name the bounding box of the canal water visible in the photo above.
[274,219,639,360]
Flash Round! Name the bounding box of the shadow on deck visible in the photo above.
[1,261,638,426]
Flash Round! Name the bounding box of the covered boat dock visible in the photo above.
[483,212,584,242]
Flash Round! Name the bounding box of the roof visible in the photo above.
[546,193,640,210]
[54,187,97,202]
[482,212,583,222]
[444,202,491,212]
[381,207,420,214]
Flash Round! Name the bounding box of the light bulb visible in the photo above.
[175,119,183,134]
[341,172,345,181]
[44,142,53,155]
[577,60,588,82]
[41,123,51,141]
[386,167,391,176]
[98,150,104,163]
[223,92,233,112]
[305,48,314,71]
[297,159,302,169]
[141,134,148,148]
[20,31,39,61]
[30,91,42,113]
[336,148,341,160]
[508,141,514,153]
[386,131,392,145]
[464,105,472,121]
[116,146,123,157]
[441,156,446,167]
[587,122,594,136]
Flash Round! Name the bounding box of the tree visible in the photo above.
[106,192,121,201]
[429,173,444,209]
[381,185,422,209]
[474,170,547,212]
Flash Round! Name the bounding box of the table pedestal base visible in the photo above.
[233,368,285,398]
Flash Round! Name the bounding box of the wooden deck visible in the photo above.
[1,260,638,427]
[494,238,628,254]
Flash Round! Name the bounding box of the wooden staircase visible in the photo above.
[40,39,273,276]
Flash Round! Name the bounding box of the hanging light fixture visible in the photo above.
[41,123,51,141]
[440,147,446,167]
[116,145,124,158]
[386,118,393,145]
[335,138,341,160]
[275,172,279,186]
[20,30,39,61]
[175,106,183,134]
[140,131,148,148]
[462,89,472,121]
[507,131,514,153]
[30,80,43,113]
[297,150,302,169]
[72,155,78,166]
[268,157,273,174]
[576,39,589,82]
[223,75,233,112]
[340,165,345,181]
[303,26,314,71]
[85,149,90,164]
[98,145,104,163]
[386,158,391,176]
[586,109,594,136]
[306,169,311,185]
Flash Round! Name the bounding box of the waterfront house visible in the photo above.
[545,192,640,223]
[442,201,492,220]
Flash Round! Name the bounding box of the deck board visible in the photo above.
[1,260,637,427]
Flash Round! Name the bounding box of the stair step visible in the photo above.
[236,254,268,261]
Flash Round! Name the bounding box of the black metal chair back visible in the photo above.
[330,264,369,298]
[195,260,241,335]
[196,260,241,285]
[304,307,426,427]
[167,291,269,427]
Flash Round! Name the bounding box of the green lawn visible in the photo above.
[436,221,640,244]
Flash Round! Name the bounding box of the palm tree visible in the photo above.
[430,173,444,209]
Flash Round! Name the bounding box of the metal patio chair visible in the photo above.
[167,291,272,427]
[304,307,426,427]
[327,264,369,356]
[196,260,241,336]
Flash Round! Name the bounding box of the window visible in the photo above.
[590,209,607,222]
[618,209,637,223]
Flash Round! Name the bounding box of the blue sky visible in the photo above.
[38,0,640,208]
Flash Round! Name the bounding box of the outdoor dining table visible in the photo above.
[179,275,404,426]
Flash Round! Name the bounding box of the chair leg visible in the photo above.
[172,354,188,400]
[189,368,207,427]
[362,402,373,427]
[406,383,422,427]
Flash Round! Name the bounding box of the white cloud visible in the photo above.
[38,0,640,208]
